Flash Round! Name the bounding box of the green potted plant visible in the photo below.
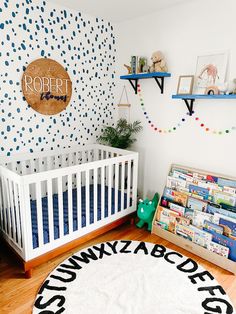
[98,118,142,149]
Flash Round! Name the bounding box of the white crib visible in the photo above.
[0,144,138,277]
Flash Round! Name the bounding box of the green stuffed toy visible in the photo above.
[136,193,159,231]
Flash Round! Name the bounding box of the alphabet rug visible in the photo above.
[33,241,235,314]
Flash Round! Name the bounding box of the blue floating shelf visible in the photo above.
[172,94,236,100]
[120,72,171,94]
[172,94,236,115]
[120,72,171,80]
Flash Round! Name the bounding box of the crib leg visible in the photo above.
[25,269,33,279]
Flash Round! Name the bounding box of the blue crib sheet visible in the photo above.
[31,184,130,249]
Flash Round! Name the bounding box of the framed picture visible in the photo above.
[194,51,228,94]
[177,75,194,95]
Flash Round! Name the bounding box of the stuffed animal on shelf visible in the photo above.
[136,193,159,231]
[150,51,168,73]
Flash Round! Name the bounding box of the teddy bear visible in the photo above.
[150,51,168,73]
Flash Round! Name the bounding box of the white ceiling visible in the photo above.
[49,0,190,23]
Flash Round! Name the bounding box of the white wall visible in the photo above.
[116,0,236,198]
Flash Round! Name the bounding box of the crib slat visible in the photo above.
[114,163,119,213]
[0,179,3,230]
[1,178,7,233]
[36,182,43,247]
[57,176,64,238]
[93,168,98,223]
[5,178,11,236]
[108,164,112,216]
[121,162,125,211]
[85,170,90,227]
[101,166,105,218]
[68,174,73,234]
[127,160,131,208]
[8,180,16,242]
[76,171,81,229]
[47,178,54,243]
[13,182,21,246]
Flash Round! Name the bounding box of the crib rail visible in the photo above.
[0,145,138,261]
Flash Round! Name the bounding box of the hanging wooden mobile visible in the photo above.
[117,85,131,122]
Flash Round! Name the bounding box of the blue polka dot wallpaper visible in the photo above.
[0,0,116,157]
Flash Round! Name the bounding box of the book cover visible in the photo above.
[213,191,236,207]
[220,203,236,213]
[172,170,194,183]
[219,217,236,238]
[203,229,236,261]
[154,220,168,230]
[163,188,188,206]
[223,186,236,195]
[169,202,185,216]
[198,181,222,195]
[131,56,137,74]
[185,207,194,221]
[192,211,213,228]
[206,175,218,183]
[187,197,208,212]
[189,184,209,200]
[207,204,236,221]
[166,176,186,190]
[204,220,224,234]
[217,177,236,189]
[193,172,207,181]
[175,224,194,241]
[207,241,230,258]
[156,206,180,233]
[175,216,190,226]
[191,226,212,248]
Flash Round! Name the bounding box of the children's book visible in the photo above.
[219,217,236,238]
[207,204,236,221]
[175,224,194,241]
[193,172,207,181]
[166,176,186,190]
[175,216,190,226]
[184,207,194,221]
[223,186,236,195]
[191,226,212,248]
[213,191,236,207]
[156,206,180,233]
[172,170,194,182]
[217,177,236,189]
[203,220,224,234]
[163,188,188,207]
[207,241,229,258]
[189,184,209,200]
[187,197,208,212]
[169,202,185,216]
[203,229,236,261]
[198,181,222,195]
[206,175,218,183]
[220,203,236,213]
[192,211,213,228]
[154,220,168,230]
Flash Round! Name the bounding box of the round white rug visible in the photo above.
[33,241,235,314]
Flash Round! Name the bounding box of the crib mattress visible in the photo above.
[31,184,130,249]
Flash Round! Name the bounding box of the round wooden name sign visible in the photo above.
[22,58,72,115]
